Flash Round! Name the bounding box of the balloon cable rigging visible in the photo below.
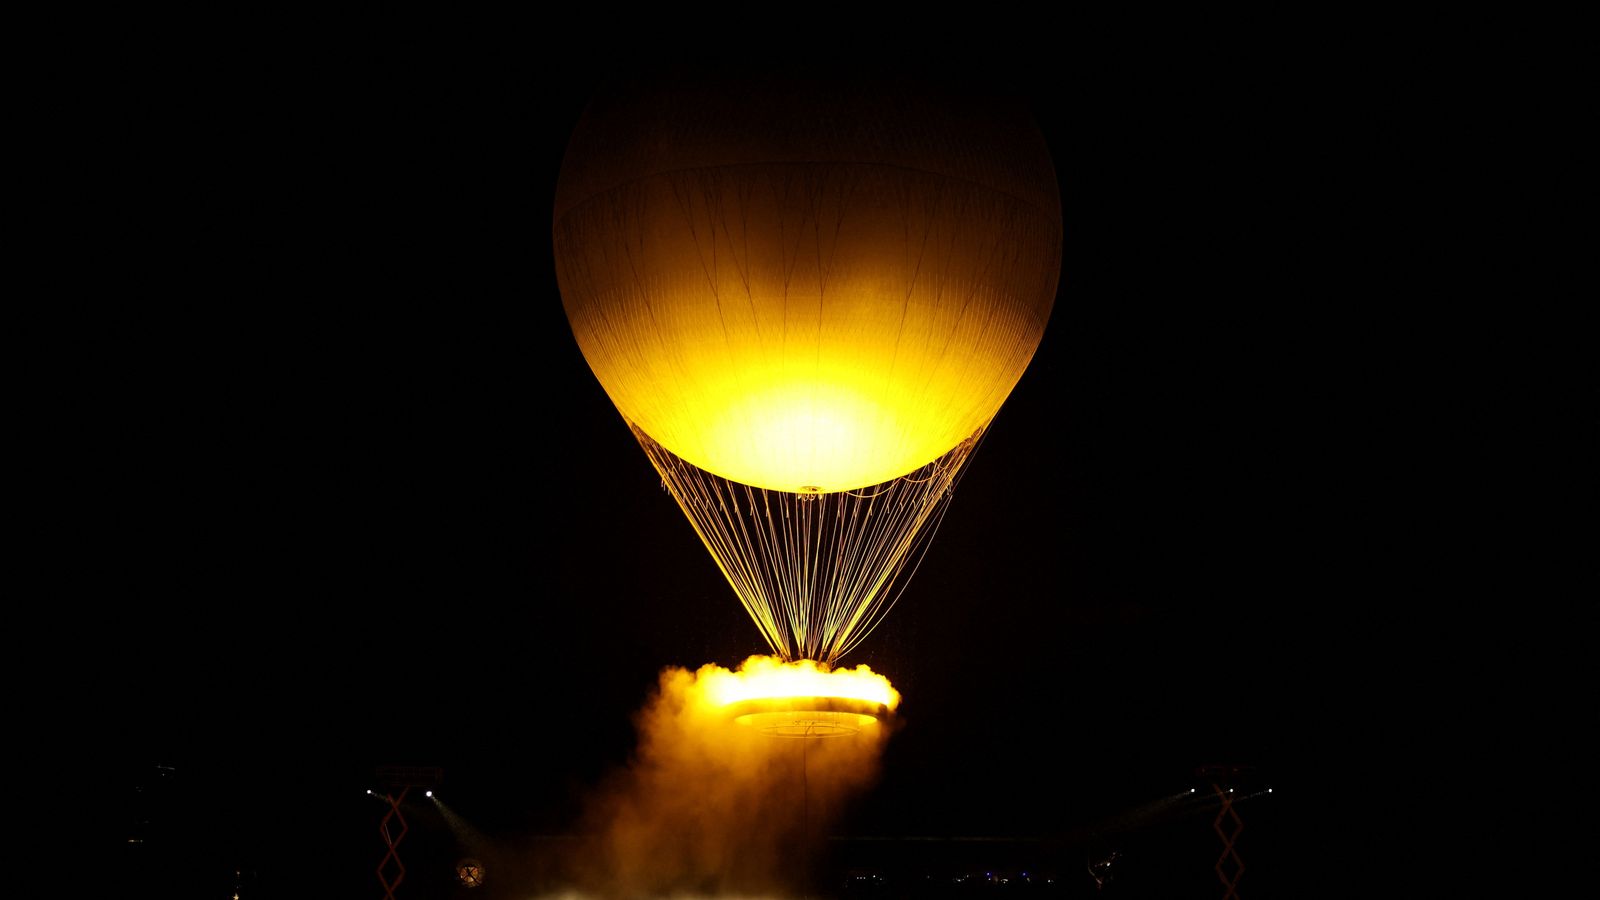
[636,422,985,666]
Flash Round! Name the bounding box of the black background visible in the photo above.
[70,18,1557,899]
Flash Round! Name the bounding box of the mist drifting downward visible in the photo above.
[568,656,899,898]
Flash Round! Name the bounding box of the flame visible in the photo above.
[563,657,900,895]
[697,655,900,711]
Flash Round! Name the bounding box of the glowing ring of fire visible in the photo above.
[724,695,890,738]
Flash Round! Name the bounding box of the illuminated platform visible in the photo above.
[724,695,890,737]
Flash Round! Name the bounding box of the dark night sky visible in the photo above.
[78,24,1560,898]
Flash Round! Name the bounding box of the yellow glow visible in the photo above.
[699,654,900,711]
[558,162,1058,494]
[569,276,1044,493]
[648,325,1020,492]
[556,79,1061,493]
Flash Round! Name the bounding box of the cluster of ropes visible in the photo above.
[635,423,984,666]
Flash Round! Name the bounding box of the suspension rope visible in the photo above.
[634,422,984,666]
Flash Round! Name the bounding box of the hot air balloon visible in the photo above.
[554,67,1061,666]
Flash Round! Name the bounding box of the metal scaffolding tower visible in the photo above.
[373,765,443,900]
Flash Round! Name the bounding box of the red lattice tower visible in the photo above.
[1211,783,1245,899]
[1195,763,1257,899]
[374,765,442,900]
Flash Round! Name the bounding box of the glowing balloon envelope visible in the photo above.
[555,71,1060,494]
[555,70,1061,662]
